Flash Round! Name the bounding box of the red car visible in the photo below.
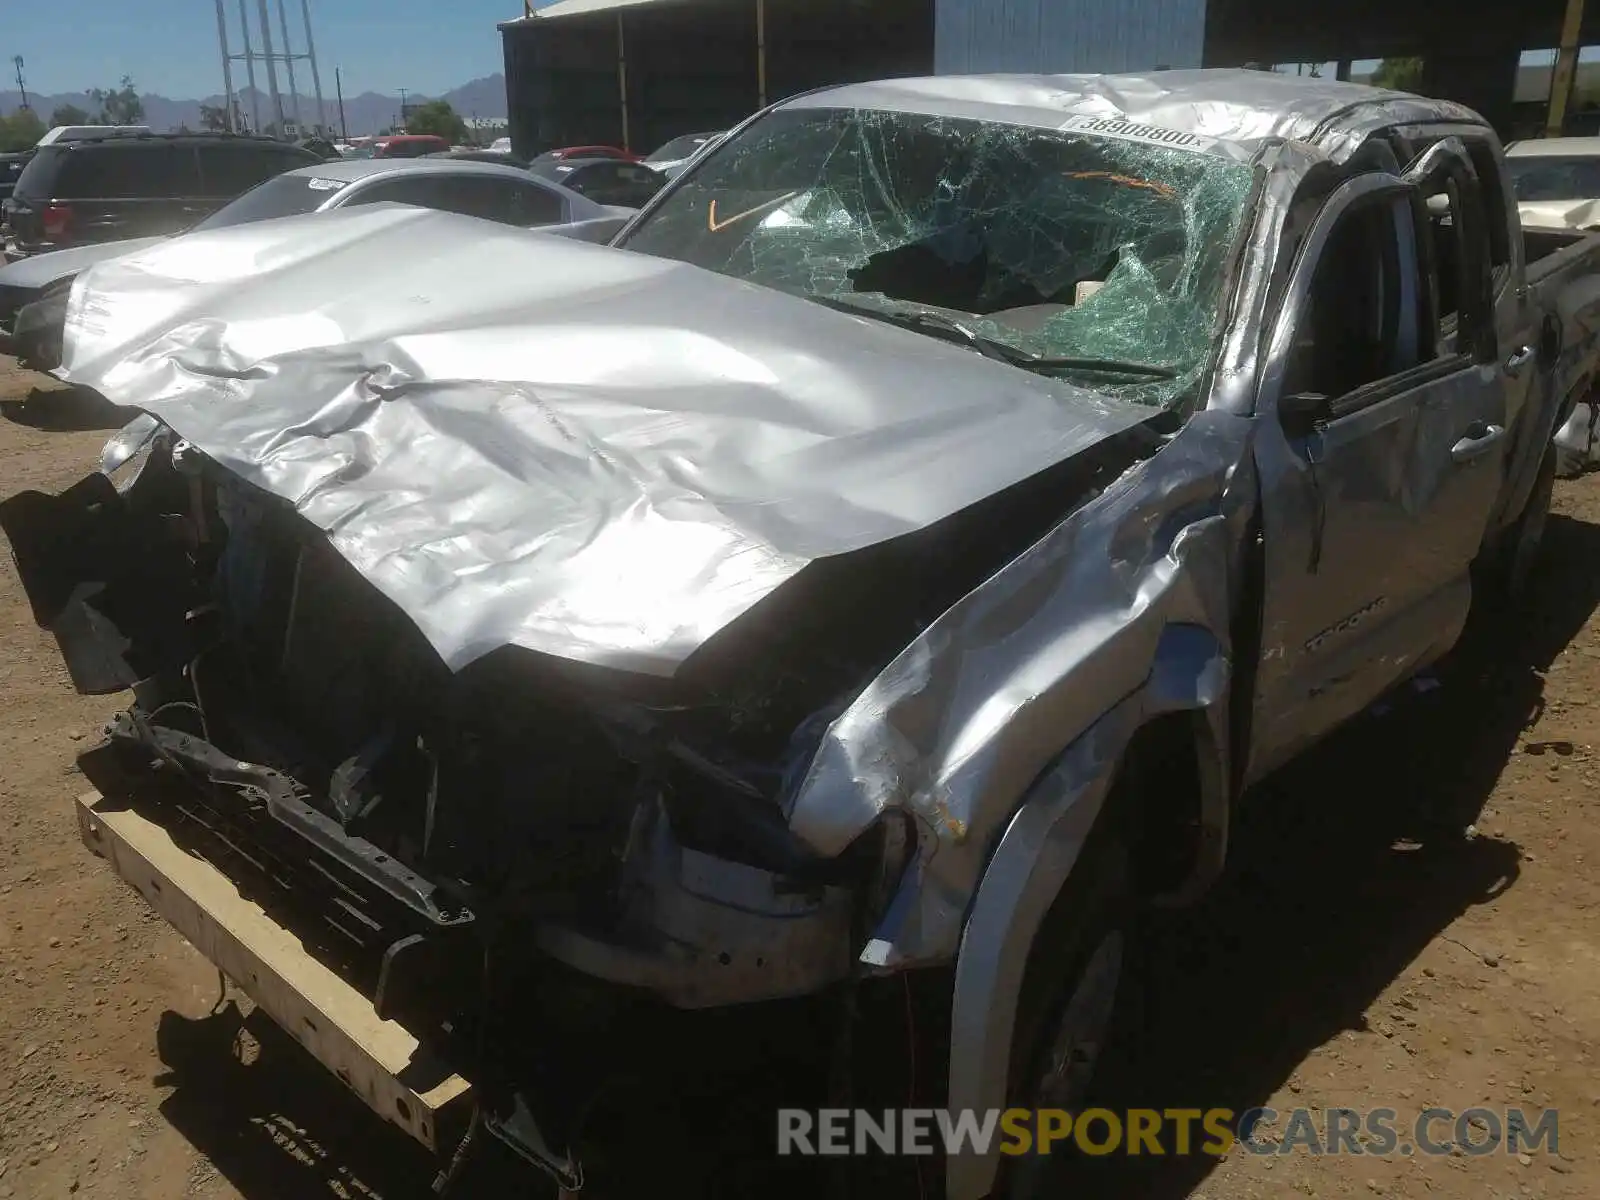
[530,144,642,165]
[370,134,452,159]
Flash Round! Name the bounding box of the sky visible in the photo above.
[6,0,531,99]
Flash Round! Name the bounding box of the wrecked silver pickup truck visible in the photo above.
[6,70,1600,1198]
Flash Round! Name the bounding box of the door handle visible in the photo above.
[1505,344,1536,374]
[1451,422,1506,463]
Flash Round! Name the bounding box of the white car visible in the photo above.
[1508,137,1600,474]
[643,129,724,178]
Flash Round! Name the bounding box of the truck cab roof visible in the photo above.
[786,69,1484,161]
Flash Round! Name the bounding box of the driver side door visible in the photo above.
[1245,154,1509,784]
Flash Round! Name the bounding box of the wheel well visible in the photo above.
[1120,711,1208,901]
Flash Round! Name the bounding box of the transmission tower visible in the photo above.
[212,0,327,137]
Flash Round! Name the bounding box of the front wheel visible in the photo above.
[995,820,1132,1200]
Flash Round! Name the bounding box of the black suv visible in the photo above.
[0,152,30,206]
[3,134,321,260]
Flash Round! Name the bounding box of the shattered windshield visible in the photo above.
[620,106,1258,407]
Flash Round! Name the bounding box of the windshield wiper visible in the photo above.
[806,294,1178,379]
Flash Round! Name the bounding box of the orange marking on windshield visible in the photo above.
[1065,171,1177,199]
[707,191,802,232]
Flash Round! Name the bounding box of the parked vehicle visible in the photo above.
[643,129,723,176]
[427,148,531,167]
[1,132,320,261]
[296,135,344,161]
[489,136,514,154]
[1506,138,1600,474]
[529,143,641,165]
[6,70,1598,1200]
[0,156,626,369]
[527,156,665,207]
[0,151,29,207]
[1506,136,1600,229]
[371,134,451,159]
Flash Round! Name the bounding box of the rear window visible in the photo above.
[17,142,202,200]
[646,133,717,163]
[1508,154,1600,203]
[192,172,348,231]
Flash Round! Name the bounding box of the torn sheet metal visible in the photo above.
[55,203,1147,676]
[785,407,1254,966]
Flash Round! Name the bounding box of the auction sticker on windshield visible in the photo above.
[307,177,345,191]
[1059,115,1229,157]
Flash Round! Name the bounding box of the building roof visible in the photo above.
[781,70,1483,153]
[498,0,680,28]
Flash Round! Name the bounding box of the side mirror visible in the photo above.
[1279,391,1331,440]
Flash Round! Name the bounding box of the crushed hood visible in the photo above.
[58,204,1147,676]
[0,236,169,291]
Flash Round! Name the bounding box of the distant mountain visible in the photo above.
[0,74,508,138]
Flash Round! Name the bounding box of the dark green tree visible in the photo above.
[405,99,466,143]
[88,76,146,125]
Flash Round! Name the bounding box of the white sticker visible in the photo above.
[1060,115,1221,156]
[306,177,345,191]
[1075,280,1105,305]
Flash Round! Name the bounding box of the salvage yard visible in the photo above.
[0,353,1597,1199]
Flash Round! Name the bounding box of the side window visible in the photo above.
[1282,198,1424,401]
[196,146,292,197]
[59,145,195,198]
[1410,162,1493,357]
[438,174,522,223]
[511,180,566,225]
[1463,141,1512,283]
[343,176,458,209]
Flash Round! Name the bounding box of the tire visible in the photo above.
[993,810,1132,1200]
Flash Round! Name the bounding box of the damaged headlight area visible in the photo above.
[2,400,1157,1184]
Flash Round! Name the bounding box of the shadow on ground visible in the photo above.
[0,385,130,432]
[143,515,1600,1200]
[1048,510,1600,1199]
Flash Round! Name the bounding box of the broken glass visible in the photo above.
[622,106,1259,409]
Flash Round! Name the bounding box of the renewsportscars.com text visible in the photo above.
[776,1106,1560,1158]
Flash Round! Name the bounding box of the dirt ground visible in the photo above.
[0,354,1595,1200]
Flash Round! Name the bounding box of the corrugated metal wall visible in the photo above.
[935,0,1207,75]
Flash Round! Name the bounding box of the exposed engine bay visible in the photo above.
[0,411,1161,1185]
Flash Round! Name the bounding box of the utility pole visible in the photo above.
[398,87,408,132]
[12,56,28,111]
[275,0,302,128]
[237,0,261,133]
[255,0,286,134]
[335,66,348,141]
[212,0,238,131]
[300,0,328,134]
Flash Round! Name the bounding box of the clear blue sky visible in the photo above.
[8,0,529,99]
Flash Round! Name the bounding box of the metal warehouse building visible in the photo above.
[499,0,1600,155]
